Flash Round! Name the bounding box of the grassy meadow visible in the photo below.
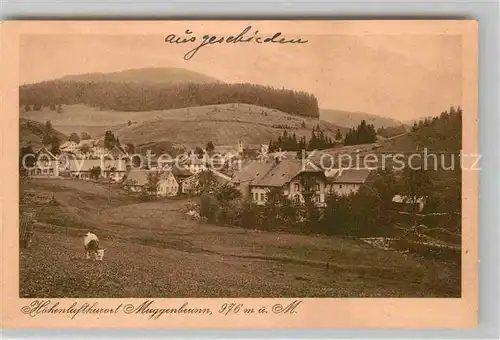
[19,179,460,298]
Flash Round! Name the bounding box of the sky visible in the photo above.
[19,30,462,120]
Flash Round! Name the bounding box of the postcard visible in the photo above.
[0,20,478,328]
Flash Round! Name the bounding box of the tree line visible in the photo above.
[196,167,460,238]
[19,81,320,118]
[377,125,407,138]
[268,125,337,152]
[411,106,462,133]
[344,120,377,146]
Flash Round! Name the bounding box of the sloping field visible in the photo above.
[21,103,346,147]
[19,179,460,298]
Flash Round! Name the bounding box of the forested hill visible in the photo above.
[57,67,219,84]
[379,106,462,152]
[19,81,320,118]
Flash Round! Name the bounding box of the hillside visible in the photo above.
[57,67,220,84]
[321,109,403,129]
[19,118,67,148]
[21,104,346,147]
[20,103,345,149]
[20,68,320,118]
[21,104,131,137]
[378,110,461,152]
[113,103,345,149]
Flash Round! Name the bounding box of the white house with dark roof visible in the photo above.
[231,159,327,207]
[157,171,179,197]
[28,147,59,177]
[327,168,372,196]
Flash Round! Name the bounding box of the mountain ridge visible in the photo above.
[56,67,220,84]
[320,108,404,129]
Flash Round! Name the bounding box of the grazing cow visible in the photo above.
[83,232,99,260]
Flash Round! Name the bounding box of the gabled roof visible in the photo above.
[252,159,323,188]
[208,168,232,182]
[36,146,57,160]
[332,168,371,184]
[325,168,340,179]
[124,169,157,186]
[158,171,176,182]
[94,139,105,148]
[105,146,128,158]
[230,160,275,185]
[77,139,96,148]
[172,165,193,177]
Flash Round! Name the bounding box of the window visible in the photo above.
[315,183,320,191]
[339,184,343,189]
[295,183,300,191]
[254,192,258,201]
[259,193,263,201]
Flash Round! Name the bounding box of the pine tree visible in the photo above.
[335,129,342,140]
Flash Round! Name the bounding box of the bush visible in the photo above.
[200,194,219,224]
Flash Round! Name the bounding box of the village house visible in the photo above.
[28,147,59,177]
[104,146,129,160]
[178,175,198,195]
[180,154,205,174]
[172,165,196,194]
[68,159,127,181]
[391,195,427,213]
[60,141,78,154]
[157,171,179,197]
[231,159,327,207]
[123,169,182,197]
[91,140,107,159]
[230,160,276,198]
[75,139,108,159]
[122,169,157,193]
[76,139,96,159]
[326,168,372,196]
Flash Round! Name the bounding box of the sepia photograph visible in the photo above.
[15,22,473,303]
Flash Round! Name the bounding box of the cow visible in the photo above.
[83,232,99,260]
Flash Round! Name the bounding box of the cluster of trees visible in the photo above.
[344,120,377,146]
[24,103,63,113]
[408,106,462,152]
[69,133,80,144]
[197,167,449,238]
[411,106,462,133]
[377,125,406,138]
[104,131,120,149]
[268,125,337,153]
[19,81,320,118]
[41,121,61,155]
